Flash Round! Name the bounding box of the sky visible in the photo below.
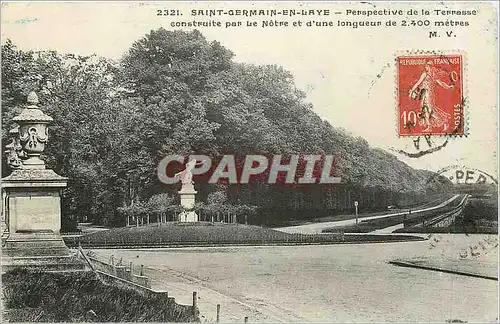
[1,1,498,177]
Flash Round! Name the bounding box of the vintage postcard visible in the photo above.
[1,1,498,323]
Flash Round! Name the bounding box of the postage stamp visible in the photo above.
[397,53,464,136]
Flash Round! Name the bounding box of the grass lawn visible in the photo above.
[322,214,410,233]
[64,222,423,248]
[2,268,198,322]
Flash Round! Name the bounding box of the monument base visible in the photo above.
[1,169,86,273]
[178,182,199,222]
[179,211,199,222]
[2,232,87,273]
[3,232,71,257]
[2,256,86,273]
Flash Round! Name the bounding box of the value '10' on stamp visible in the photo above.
[397,53,464,136]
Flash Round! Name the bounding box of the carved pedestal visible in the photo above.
[1,170,85,272]
[178,183,198,222]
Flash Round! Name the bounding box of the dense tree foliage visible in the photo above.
[1,30,450,230]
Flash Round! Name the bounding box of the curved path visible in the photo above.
[275,194,461,234]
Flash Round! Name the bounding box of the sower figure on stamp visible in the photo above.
[408,62,455,132]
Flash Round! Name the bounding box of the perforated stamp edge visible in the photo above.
[393,49,469,139]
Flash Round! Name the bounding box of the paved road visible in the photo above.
[92,235,498,323]
[275,194,461,234]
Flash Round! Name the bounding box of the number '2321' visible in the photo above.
[157,9,182,16]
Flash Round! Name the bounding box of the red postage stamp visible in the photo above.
[397,54,464,136]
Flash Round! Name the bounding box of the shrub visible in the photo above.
[2,268,198,322]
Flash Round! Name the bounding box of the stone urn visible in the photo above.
[2,92,85,272]
[4,126,24,170]
[12,92,53,169]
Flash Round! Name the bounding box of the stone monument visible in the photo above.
[1,92,84,272]
[175,159,199,222]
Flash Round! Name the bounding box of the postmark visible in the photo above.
[426,165,498,186]
[397,53,464,136]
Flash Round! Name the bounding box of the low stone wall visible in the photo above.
[2,267,199,322]
[75,249,199,319]
[87,256,150,288]
[95,271,198,321]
